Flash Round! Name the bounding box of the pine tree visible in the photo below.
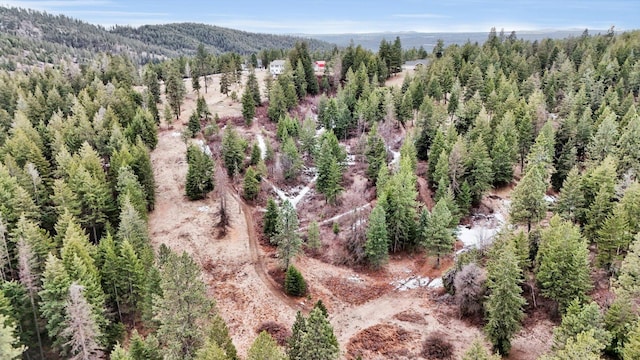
[281,137,303,183]
[248,331,285,360]
[541,330,605,360]
[39,254,71,353]
[465,136,493,205]
[110,343,133,360]
[16,237,45,360]
[306,220,321,252]
[246,69,261,105]
[298,307,339,360]
[129,330,162,360]
[616,234,640,296]
[154,251,215,360]
[604,294,635,357]
[221,127,244,178]
[510,164,547,232]
[365,124,387,183]
[365,203,389,268]
[552,299,611,352]
[188,110,201,136]
[63,283,104,360]
[242,88,256,126]
[422,198,456,268]
[316,140,343,204]
[597,205,630,270]
[165,66,186,120]
[205,314,238,360]
[556,167,585,223]
[462,339,501,360]
[484,242,526,355]
[268,81,287,122]
[243,167,260,201]
[275,200,301,270]
[0,313,25,359]
[287,311,306,360]
[194,340,227,360]
[284,266,307,297]
[263,198,280,244]
[117,198,153,269]
[491,112,518,185]
[623,320,640,360]
[299,117,317,157]
[186,144,215,201]
[536,215,591,311]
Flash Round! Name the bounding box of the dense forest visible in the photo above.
[0,7,333,68]
[1,5,640,358]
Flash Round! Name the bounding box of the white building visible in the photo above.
[269,59,286,76]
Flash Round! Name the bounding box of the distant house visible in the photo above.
[269,60,286,76]
[313,60,326,72]
[402,59,429,71]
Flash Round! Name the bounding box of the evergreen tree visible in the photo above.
[491,112,518,185]
[299,117,317,157]
[510,164,547,232]
[465,136,493,205]
[604,294,636,357]
[555,167,585,223]
[541,330,604,360]
[154,251,215,360]
[165,66,186,120]
[248,331,285,360]
[63,283,104,360]
[298,307,339,360]
[242,88,256,126]
[616,234,640,296]
[380,158,418,253]
[246,70,261,105]
[536,215,591,311]
[0,313,25,359]
[263,198,280,244]
[188,110,201,136]
[243,167,260,201]
[186,144,215,200]
[484,242,526,355]
[597,205,631,270]
[280,137,303,182]
[623,320,640,360]
[365,203,389,268]
[284,266,307,297]
[462,339,501,360]
[287,311,306,360]
[306,220,321,252]
[129,330,162,360]
[275,200,301,270]
[421,198,456,267]
[552,299,611,352]
[268,81,287,122]
[365,124,387,183]
[221,127,245,178]
[39,254,71,353]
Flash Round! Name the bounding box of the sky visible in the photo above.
[1,0,639,34]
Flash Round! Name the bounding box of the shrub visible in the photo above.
[284,266,307,297]
[422,333,454,359]
[454,263,487,317]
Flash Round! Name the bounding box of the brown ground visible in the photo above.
[147,69,553,359]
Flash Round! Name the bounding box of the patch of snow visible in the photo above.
[346,154,356,166]
[256,133,267,160]
[315,127,326,137]
[347,275,364,283]
[171,132,182,137]
[456,198,510,253]
[194,139,212,157]
[392,276,430,291]
[544,195,557,203]
[197,206,211,213]
[320,203,371,225]
[390,150,401,165]
[428,278,443,288]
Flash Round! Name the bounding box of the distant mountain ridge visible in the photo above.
[309,30,605,52]
[0,6,333,65]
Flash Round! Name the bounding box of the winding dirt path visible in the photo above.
[230,191,300,310]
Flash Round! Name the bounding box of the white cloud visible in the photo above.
[392,13,449,19]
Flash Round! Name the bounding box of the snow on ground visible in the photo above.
[544,195,557,203]
[171,132,182,137]
[392,276,431,291]
[269,173,319,209]
[427,278,443,288]
[194,139,212,157]
[197,206,211,213]
[456,198,510,253]
[256,133,267,160]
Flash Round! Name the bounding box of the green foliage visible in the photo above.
[0,313,26,359]
[462,339,501,360]
[248,331,285,360]
[365,203,389,268]
[541,330,604,360]
[604,294,636,357]
[287,311,307,360]
[616,234,640,296]
[316,139,343,204]
[154,250,215,360]
[188,110,202,136]
[297,307,339,360]
[186,144,215,200]
[420,198,456,267]
[263,198,280,244]
[241,88,256,126]
[484,241,525,355]
[275,200,301,270]
[510,164,547,232]
[284,266,307,297]
[552,299,610,353]
[242,167,260,201]
[623,320,640,360]
[306,220,321,252]
[221,127,245,178]
[165,65,186,119]
[280,137,302,182]
[536,216,591,311]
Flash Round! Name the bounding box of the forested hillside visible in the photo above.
[111,23,332,56]
[0,7,333,68]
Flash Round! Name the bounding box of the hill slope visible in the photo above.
[0,6,332,66]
